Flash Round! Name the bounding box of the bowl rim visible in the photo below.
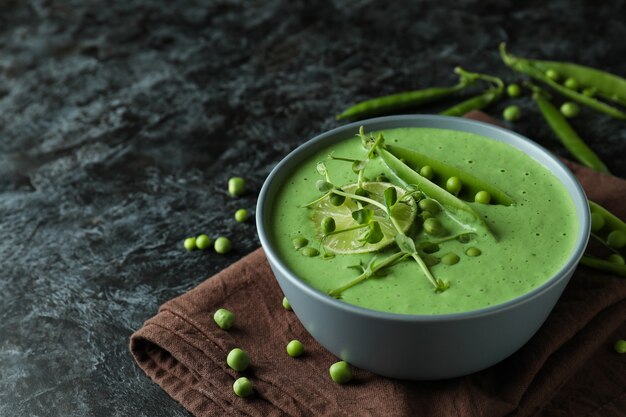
[256,114,590,322]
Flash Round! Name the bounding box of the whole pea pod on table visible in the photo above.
[581,201,626,277]
[336,67,493,121]
[528,83,610,173]
[500,43,626,120]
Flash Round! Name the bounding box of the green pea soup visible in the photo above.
[270,127,578,315]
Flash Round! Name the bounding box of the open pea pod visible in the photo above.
[385,143,514,206]
[378,148,495,239]
[589,200,626,252]
[500,43,626,120]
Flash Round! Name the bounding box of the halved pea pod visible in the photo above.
[580,255,626,277]
[500,43,626,120]
[589,200,626,252]
[378,148,495,239]
[385,144,514,206]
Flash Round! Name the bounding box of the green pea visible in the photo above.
[607,230,626,249]
[214,237,232,254]
[329,361,352,384]
[474,191,491,204]
[184,237,196,251]
[292,237,309,250]
[286,340,304,357]
[507,83,521,97]
[418,198,440,214]
[545,69,560,81]
[282,296,292,311]
[441,252,460,265]
[466,247,482,257]
[560,102,580,118]
[503,105,521,122]
[227,348,250,371]
[419,165,434,180]
[234,208,249,222]
[590,212,605,232]
[233,377,253,397]
[228,177,246,197]
[321,217,336,234]
[213,308,235,330]
[608,254,625,265]
[196,234,211,250]
[423,217,444,236]
[375,174,390,183]
[564,77,579,90]
[301,247,320,257]
[446,176,462,195]
[421,211,434,220]
[329,191,345,206]
[615,339,626,354]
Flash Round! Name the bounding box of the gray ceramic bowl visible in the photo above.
[256,115,590,380]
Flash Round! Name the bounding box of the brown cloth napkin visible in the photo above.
[130,112,626,417]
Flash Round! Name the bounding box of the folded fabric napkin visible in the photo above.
[131,112,626,417]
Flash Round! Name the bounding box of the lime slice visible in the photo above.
[312,182,417,254]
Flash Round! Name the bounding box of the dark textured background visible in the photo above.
[1,0,624,416]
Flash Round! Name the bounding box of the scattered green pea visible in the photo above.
[466,247,482,257]
[213,308,235,330]
[329,361,352,384]
[446,176,462,195]
[321,217,336,234]
[214,237,232,254]
[228,177,246,197]
[607,230,626,249]
[608,254,625,265]
[329,192,346,206]
[423,217,444,236]
[418,198,440,214]
[564,77,579,90]
[282,296,292,310]
[441,252,460,265]
[615,339,626,354]
[503,105,521,122]
[227,348,250,371]
[419,165,434,180]
[233,377,253,397]
[301,247,320,257]
[545,69,560,81]
[292,237,309,250]
[195,234,211,250]
[560,102,580,118]
[474,191,491,204]
[590,212,605,232]
[286,340,304,357]
[234,208,249,222]
[507,83,521,97]
[184,237,196,251]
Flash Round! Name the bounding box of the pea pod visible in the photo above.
[439,87,503,117]
[378,148,495,239]
[500,43,626,120]
[530,85,610,173]
[384,143,514,206]
[589,200,626,252]
[336,82,469,121]
[440,70,505,116]
[580,255,626,277]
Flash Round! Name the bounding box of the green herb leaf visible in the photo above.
[384,186,398,210]
[352,208,374,225]
[316,180,334,192]
[360,221,384,244]
[395,234,417,255]
[316,162,328,177]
